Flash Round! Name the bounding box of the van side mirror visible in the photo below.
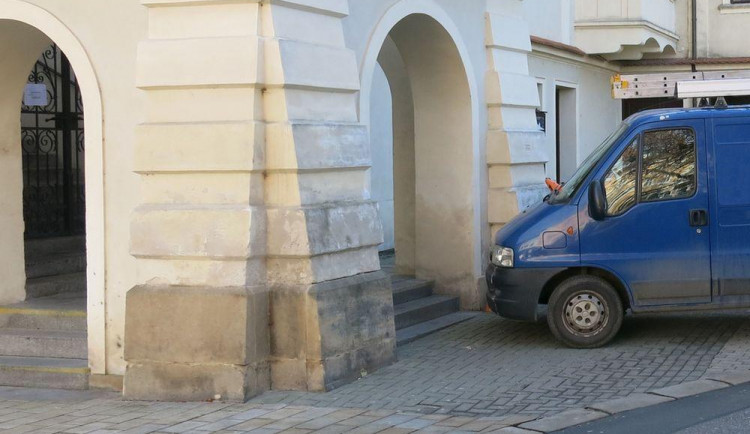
[588,180,606,221]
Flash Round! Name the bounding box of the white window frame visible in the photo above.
[720,0,750,14]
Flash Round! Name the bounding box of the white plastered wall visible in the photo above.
[528,51,622,180]
[351,0,486,308]
[0,0,146,376]
[369,64,395,252]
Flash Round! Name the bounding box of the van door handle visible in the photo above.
[689,209,708,227]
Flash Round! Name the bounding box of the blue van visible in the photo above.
[486,106,750,348]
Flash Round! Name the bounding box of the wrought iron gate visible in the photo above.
[21,44,85,239]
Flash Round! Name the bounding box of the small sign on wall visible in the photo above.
[24,83,48,107]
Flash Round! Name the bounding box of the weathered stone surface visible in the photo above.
[587,393,673,415]
[518,408,607,432]
[270,271,396,392]
[124,285,269,365]
[706,371,750,386]
[268,246,381,286]
[124,361,268,402]
[130,206,265,259]
[124,285,270,401]
[649,379,729,399]
[266,202,383,257]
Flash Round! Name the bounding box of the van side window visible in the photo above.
[641,129,696,202]
[604,138,639,216]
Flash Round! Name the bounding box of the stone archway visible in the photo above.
[363,8,481,309]
[0,0,106,375]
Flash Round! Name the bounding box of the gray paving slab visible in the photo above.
[251,311,747,417]
[586,392,674,414]
[0,309,748,431]
[704,370,750,386]
[649,379,729,399]
[518,408,608,432]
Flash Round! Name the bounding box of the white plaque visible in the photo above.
[23,83,48,107]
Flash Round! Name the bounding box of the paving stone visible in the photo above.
[649,379,729,399]
[705,370,750,386]
[586,392,675,414]
[250,312,746,418]
[519,408,608,432]
[486,428,539,434]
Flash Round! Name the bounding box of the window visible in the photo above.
[604,138,639,216]
[641,129,696,202]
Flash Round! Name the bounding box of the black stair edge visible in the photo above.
[396,312,478,346]
[393,294,457,315]
[392,281,434,306]
[394,295,460,330]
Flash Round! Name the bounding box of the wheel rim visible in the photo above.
[562,291,609,338]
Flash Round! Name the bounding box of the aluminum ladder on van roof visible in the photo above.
[612,71,750,100]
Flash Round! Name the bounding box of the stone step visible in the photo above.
[25,236,85,258]
[0,328,87,359]
[396,312,477,346]
[0,356,88,390]
[392,279,433,305]
[0,303,86,332]
[26,272,86,299]
[25,251,86,279]
[394,295,460,330]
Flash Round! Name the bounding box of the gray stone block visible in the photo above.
[519,408,608,432]
[0,328,86,359]
[124,361,268,402]
[649,379,728,399]
[124,285,269,365]
[705,371,750,386]
[0,356,88,390]
[270,271,396,392]
[587,393,674,414]
[492,428,540,434]
[123,284,270,401]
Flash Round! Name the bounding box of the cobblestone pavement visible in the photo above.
[2,311,750,433]
[0,390,535,433]
[251,311,750,418]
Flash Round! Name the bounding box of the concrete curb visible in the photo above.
[501,371,750,433]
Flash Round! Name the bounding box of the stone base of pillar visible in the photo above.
[123,285,270,402]
[270,271,396,392]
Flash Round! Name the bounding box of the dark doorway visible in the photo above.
[21,44,85,239]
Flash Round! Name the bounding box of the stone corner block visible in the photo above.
[649,379,729,399]
[705,371,750,386]
[518,408,607,432]
[587,392,674,415]
[124,361,269,402]
[270,270,396,392]
[124,284,270,402]
[124,285,269,365]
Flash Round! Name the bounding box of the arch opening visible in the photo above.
[368,13,477,307]
[0,5,105,380]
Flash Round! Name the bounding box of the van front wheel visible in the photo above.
[547,276,623,348]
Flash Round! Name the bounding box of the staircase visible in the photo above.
[0,293,88,389]
[0,236,89,389]
[25,236,86,298]
[392,275,475,346]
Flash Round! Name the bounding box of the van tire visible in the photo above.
[547,275,623,348]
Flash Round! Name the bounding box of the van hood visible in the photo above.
[493,201,581,267]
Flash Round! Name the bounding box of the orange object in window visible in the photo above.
[545,178,562,192]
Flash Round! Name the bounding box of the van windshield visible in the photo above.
[549,122,630,204]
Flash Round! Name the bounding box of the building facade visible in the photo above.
[0,0,747,400]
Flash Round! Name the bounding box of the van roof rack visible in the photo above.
[612,71,750,101]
